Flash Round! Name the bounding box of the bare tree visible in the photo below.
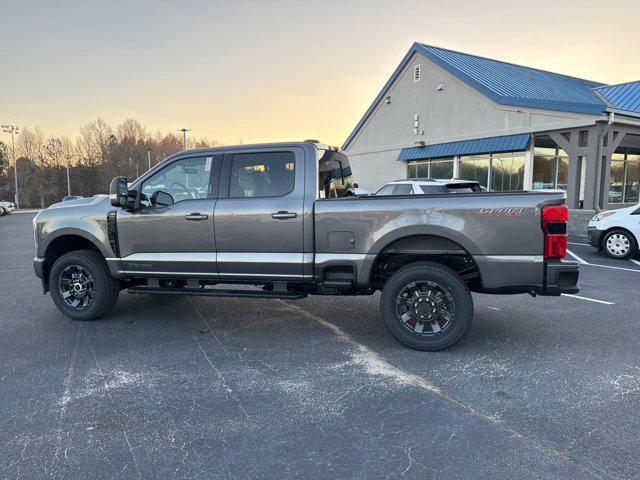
[0,142,8,177]
[0,119,223,207]
[18,127,47,207]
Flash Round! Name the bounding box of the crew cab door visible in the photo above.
[214,147,306,280]
[116,154,222,276]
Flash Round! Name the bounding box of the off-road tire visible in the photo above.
[49,250,119,320]
[380,261,474,351]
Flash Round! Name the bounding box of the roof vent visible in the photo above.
[413,64,421,82]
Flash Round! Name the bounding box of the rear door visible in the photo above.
[214,147,306,280]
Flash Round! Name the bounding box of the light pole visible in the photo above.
[65,154,72,197]
[147,148,151,171]
[178,128,191,150]
[1,125,19,209]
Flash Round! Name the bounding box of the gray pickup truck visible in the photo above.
[33,141,578,350]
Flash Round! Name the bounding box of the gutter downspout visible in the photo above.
[594,112,615,212]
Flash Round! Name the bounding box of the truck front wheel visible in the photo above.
[49,250,119,320]
[380,261,473,351]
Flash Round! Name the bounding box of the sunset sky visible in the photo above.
[3,0,640,147]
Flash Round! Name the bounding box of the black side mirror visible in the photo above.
[109,177,129,208]
[150,190,174,207]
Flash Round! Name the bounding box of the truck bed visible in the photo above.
[313,190,570,292]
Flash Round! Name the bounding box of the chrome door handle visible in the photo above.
[185,213,208,221]
[271,211,297,219]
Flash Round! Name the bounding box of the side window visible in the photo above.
[419,185,444,194]
[375,184,396,196]
[141,156,212,206]
[394,184,413,195]
[229,151,295,198]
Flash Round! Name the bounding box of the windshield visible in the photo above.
[317,149,353,198]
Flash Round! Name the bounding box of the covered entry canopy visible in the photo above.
[397,133,532,161]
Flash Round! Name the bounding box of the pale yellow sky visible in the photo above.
[2,0,640,147]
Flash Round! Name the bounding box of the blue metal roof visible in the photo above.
[595,81,640,114]
[415,43,606,115]
[342,43,617,150]
[397,133,531,161]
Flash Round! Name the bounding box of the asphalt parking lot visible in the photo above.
[1,212,639,480]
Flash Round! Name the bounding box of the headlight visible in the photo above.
[592,211,616,222]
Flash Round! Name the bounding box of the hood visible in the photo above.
[47,195,109,210]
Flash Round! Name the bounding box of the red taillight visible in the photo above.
[541,204,568,223]
[541,204,568,259]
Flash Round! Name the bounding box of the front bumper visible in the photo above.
[587,226,603,249]
[34,257,48,293]
[34,257,45,278]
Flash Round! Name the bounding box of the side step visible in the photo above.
[127,286,307,300]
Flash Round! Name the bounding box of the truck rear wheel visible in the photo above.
[380,261,473,351]
[49,250,119,321]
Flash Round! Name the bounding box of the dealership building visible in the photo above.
[343,43,640,216]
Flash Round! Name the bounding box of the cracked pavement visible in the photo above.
[1,212,639,479]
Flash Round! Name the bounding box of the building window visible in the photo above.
[413,64,421,82]
[430,159,454,179]
[532,146,569,190]
[408,152,526,191]
[490,152,526,191]
[609,149,640,204]
[459,154,490,190]
[408,157,453,179]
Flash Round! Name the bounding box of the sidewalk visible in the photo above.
[11,209,41,214]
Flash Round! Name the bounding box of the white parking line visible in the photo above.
[630,259,640,267]
[566,249,588,265]
[582,262,640,273]
[561,294,614,305]
[565,249,640,273]
[568,241,590,246]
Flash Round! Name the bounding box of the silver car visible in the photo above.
[374,178,482,195]
[0,200,16,216]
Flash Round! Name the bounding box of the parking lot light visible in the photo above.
[1,124,20,209]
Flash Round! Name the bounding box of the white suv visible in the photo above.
[374,178,482,196]
[0,200,16,216]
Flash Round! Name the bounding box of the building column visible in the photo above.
[597,129,627,210]
[565,154,582,209]
[598,153,612,211]
[582,126,601,211]
[523,141,534,190]
[549,131,581,209]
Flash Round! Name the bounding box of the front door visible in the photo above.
[214,148,306,280]
[116,154,222,277]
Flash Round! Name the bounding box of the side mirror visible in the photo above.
[150,190,174,207]
[109,176,129,208]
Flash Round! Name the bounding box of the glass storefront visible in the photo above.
[407,157,454,179]
[459,154,490,189]
[490,152,525,191]
[409,151,526,191]
[532,146,569,190]
[609,149,640,204]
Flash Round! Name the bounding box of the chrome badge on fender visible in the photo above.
[478,208,525,216]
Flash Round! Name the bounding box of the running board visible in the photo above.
[127,286,307,300]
